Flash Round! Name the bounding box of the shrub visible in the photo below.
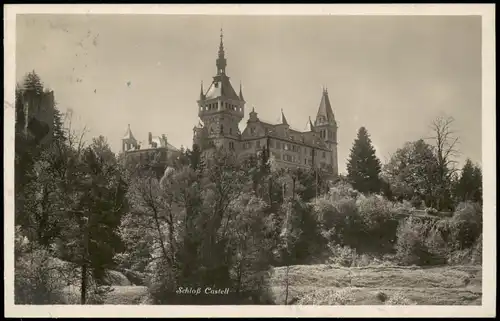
[15,243,69,304]
[327,244,384,267]
[425,207,438,215]
[313,196,362,249]
[410,195,423,209]
[395,217,439,266]
[449,202,482,250]
[357,195,399,252]
[393,200,415,215]
[376,291,388,303]
[327,244,358,267]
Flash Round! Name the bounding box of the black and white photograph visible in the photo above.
[4,4,496,318]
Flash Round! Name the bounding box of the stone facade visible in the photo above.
[193,30,339,178]
[121,124,180,166]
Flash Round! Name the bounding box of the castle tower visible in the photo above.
[314,88,338,176]
[122,124,139,152]
[195,29,245,152]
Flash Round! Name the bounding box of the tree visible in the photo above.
[346,127,382,194]
[60,137,128,304]
[427,116,460,210]
[383,140,441,208]
[454,159,482,204]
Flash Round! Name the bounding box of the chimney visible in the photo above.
[161,134,167,147]
[148,132,153,145]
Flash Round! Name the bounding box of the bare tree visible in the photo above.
[426,115,461,210]
[427,115,460,180]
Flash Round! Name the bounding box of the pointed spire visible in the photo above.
[123,123,136,140]
[239,81,245,101]
[280,109,289,126]
[219,28,224,57]
[306,116,314,131]
[216,28,227,75]
[315,86,335,125]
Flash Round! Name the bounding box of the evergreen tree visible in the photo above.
[52,108,66,142]
[454,159,482,204]
[60,137,128,304]
[189,143,203,171]
[22,70,44,94]
[346,127,382,194]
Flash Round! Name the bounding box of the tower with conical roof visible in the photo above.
[314,87,338,175]
[195,29,245,151]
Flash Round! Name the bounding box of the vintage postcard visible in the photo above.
[4,4,496,318]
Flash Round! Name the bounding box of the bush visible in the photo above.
[313,196,362,249]
[14,238,70,304]
[327,244,358,267]
[394,217,443,266]
[357,195,399,252]
[393,200,415,215]
[425,207,438,215]
[449,202,482,250]
[327,244,388,267]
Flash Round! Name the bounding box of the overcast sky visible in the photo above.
[16,14,482,174]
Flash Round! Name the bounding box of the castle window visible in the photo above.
[229,141,234,150]
[304,159,307,165]
[250,127,255,135]
[290,135,294,140]
[256,140,261,148]
[220,125,224,134]
[229,128,233,135]
[323,152,326,158]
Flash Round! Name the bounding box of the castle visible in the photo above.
[123,30,339,177]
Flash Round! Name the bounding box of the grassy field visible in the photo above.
[61,264,481,305]
[270,264,482,305]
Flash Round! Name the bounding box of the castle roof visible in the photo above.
[123,124,136,141]
[316,89,335,123]
[280,109,289,126]
[204,75,240,101]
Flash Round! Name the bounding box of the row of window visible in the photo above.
[242,139,329,159]
[209,124,238,136]
[319,129,335,140]
[200,102,242,112]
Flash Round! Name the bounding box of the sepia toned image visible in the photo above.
[4,4,496,318]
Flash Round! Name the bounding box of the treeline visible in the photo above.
[14,72,483,306]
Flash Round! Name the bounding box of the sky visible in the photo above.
[16,14,482,174]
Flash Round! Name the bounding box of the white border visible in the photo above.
[4,4,496,318]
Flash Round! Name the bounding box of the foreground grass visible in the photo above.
[59,264,481,305]
[270,264,482,305]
